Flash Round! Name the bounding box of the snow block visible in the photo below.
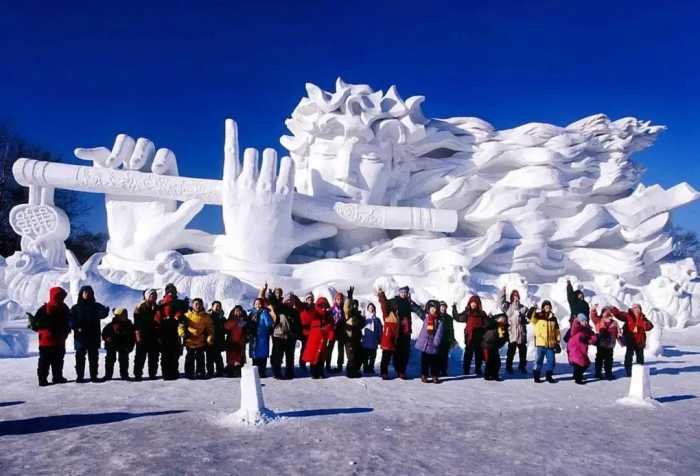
[228,364,276,426]
[616,364,659,409]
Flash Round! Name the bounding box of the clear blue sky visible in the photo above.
[2,1,698,235]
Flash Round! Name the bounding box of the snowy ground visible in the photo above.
[1,336,700,476]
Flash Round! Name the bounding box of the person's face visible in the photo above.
[439,304,447,314]
[254,299,263,310]
[399,290,408,300]
[543,304,551,313]
[193,300,203,312]
[233,308,242,318]
[56,292,65,304]
[367,303,376,314]
[631,304,642,317]
[305,296,314,305]
[212,302,222,313]
[147,293,157,304]
[275,289,283,299]
[469,301,477,310]
[81,290,91,301]
[335,294,344,306]
[305,137,391,205]
[428,306,438,317]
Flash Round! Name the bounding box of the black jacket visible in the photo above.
[69,286,109,351]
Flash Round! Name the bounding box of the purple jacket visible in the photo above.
[414,316,444,355]
[567,320,598,367]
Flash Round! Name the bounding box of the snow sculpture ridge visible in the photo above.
[2,78,699,355]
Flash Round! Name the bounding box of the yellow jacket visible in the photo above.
[530,310,561,348]
[179,310,214,349]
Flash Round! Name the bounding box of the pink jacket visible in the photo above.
[567,320,598,367]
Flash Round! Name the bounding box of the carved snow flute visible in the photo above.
[12,158,458,233]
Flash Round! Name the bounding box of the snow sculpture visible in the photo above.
[3,77,700,357]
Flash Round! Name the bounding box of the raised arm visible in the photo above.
[566,280,576,312]
[378,290,389,319]
[498,287,509,313]
[452,304,466,323]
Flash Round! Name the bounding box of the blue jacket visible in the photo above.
[248,308,273,359]
[361,315,383,350]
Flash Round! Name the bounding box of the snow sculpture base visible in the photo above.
[616,364,659,409]
[229,365,276,426]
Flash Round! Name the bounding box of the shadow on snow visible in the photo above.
[655,394,697,403]
[0,401,25,408]
[277,407,373,418]
[0,410,186,436]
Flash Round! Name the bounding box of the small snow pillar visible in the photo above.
[239,365,266,413]
[229,363,275,425]
[616,364,659,408]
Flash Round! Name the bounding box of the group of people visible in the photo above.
[29,279,654,387]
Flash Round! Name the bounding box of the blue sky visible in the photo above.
[1,1,698,235]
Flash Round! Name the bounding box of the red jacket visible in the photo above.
[378,291,399,351]
[453,295,487,346]
[301,297,333,365]
[223,317,247,366]
[612,307,654,349]
[591,307,620,349]
[35,287,71,348]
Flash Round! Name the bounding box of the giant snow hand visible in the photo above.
[214,119,337,263]
[74,136,206,263]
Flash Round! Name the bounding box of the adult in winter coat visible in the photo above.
[300,296,334,379]
[70,285,109,382]
[438,302,456,377]
[453,295,488,376]
[133,289,160,381]
[157,286,187,380]
[377,289,399,379]
[292,292,316,371]
[206,300,226,378]
[32,287,71,386]
[590,304,620,380]
[343,286,365,378]
[223,305,247,377]
[611,304,654,377]
[414,300,444,383]
[529,300,561,384]
[179,298,214,379]
[264,285,300,380]
[387,286,419,379]
[326,292,346,373]
[361,302,382,374]
[247,298,274,377]
[566,314,598,384]
[499,287,529,374]
[481,315,508,381]
[102,308,136,380]
[566,279,590,323]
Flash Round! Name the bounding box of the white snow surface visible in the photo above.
[1,334,699,475]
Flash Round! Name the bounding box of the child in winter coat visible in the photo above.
[70,285,109,383]
[179,298,215,379]
[102,308,136,380]
[591,304,620,380]
[611,304,654,377]
[32,287,71,386]
[415,300,444,384]
[377,288,399,379]
[499,287,529,374]
[481,315,508,381]
[361,302,383,374]
[530,300,561,384]
[567,314,598,384]
[453,295,488,376]
[206,300,226,378]
[223,305,247,377]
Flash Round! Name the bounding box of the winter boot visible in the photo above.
[420,375,429,383]
[545,371,557,383]
[432,376,441,384]
[506,366,514,374]
[533,370,542,383]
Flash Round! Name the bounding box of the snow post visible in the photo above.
[230,363,276,425]
[616,364,659,408]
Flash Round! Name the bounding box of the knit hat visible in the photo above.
[304,291,314,301]
[114,308,128,319]
[164,283,177,295]
[576,313,589,324]
[399,286,410,293]
[144,289,157,299]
